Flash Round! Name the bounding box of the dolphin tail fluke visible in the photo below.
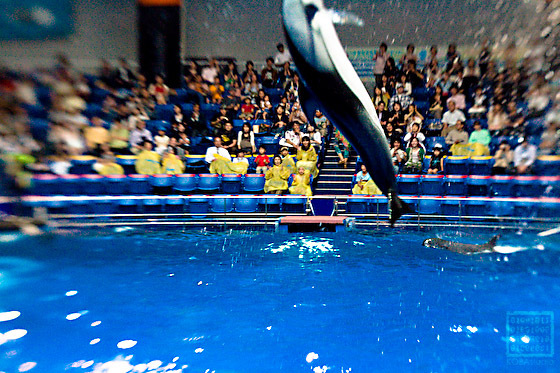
[389,192,414,227]
[487,234,500,248]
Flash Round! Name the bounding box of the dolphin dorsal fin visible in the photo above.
[487,235,500,247]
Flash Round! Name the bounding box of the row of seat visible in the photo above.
[425,155,560,176]
[346,196,560,218]
[21,195,308,215]
[393,175,560,197]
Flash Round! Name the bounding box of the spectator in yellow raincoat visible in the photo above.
[280,146,296,174]
[289,166,312,196]
[296,136,318,178]
[264,155,290,194]
[352,164,382,195]
[135,140,161,174]
[161,148,185,174]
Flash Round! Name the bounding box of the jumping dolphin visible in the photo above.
[422,235,500,254]
[282,0,412,226]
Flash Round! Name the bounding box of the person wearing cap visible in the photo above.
[514,137,538,174]
[492,140,514,175]
[389,83,413,111]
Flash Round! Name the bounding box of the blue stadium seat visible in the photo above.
[468,156,493,175]
[525,117,546,137]
[188,197,209,215]
[513,176,541,197]
[513,200,537,218]
[444,175,467,196]
[91,198,116,214]
[142,198,164,213]
[31,174,59,196]
[70,156,97,175]
[534,156,560,176]
[235,197,258,213]
[180,103,194,114]
[466,176,490,197]
[489,199,514,217]
[154,104,175,122]
[282,196,307,212]
[444,156,469,175]
[259,136,279,154]
[400,197,418,217]
[81,174,106,196]
[221,174,243,194]
[45,199,73,215]
[415,101,430,117]
[28,118,50,143]
[424,136,447,154]
[420,175,444,195]
[174,174,198,193]
[397,174,421,195]
[184,156,207,173]
[163,197,186,213]
[115,198,140,214]
[58,175,83,196]
[210,196,234,212]
[489,176,515,197]
[464,199,488,217]
[369,196,389,214]
[21,103,48,119]
[105,175,129,195]
[198,174,221,193]
[258,195,282,212]
[70,198,90,214]
[146,120,171,135]
[412,87,431,101]
[150,175,175,188]
[536,200,560,218]
[540,176,560,197]
[115,156,138,175]
[128,174,151,194]
[418,198,441,215]
[243,174,266,193]
[90,88,111,104]
[263,88,284,104]
[83,103,103,119]
[441,198,464,217]
[346,196,370,214]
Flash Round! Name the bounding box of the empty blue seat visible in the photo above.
[198,174,221,192]
[70,198,90,214]
[418,198,441,215]
[464,199,487,217]
[28,118,50,143]
[128,174,151,194]
[91,198,116,214]
[412,87,430,101]
[468,156,493,175]
[81,174,106,196]
[90,88,111,104]
[282,196,307,212]
[444,175,467,196]
[536,200,560,218]
[142,198,163,213]
[188,197,209,215]
[83,103,103,119]
[116,156,138,175]
[164,197,186,213]
[184,156,207,173]
[174,174,198,193]
[424,137,446,153]
[540,176,560,197]
[115,198,140,214]
[513,200,537,218]
[346,196,370,214]
[154,104,175,122]
[243,174,266,193]
[235,197,258,213]
[150,175,175,188]
[210,196,235,212]
[146,120,171,135]
[489,199,514,217]
[513,176,541,197]
[45,199,73,214]
[444,156,469,175]
[400,197,418,217]
[415,100,430,117]
[58,175,83,196]
[466,176,490,197]
[221,174,243,194]
[420,175,444,195]
[258,195,282,212]
[534,156,560,176]
[441,198,464,217]
[180,103,194,114]
[105,175,129,195]
[259,136,279,154]
[397,174,421,195]
[369,196,389,214]
[489,176,515,197]
[69,156,97,175]
[32,174,59,196]
[21,103,48,119]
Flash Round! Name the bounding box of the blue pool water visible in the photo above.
[0,227,559,372]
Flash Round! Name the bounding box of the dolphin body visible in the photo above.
[423,235,500,254]
[282,0,412,226]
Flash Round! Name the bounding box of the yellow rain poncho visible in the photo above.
[281,154,296,174]
[162,154,185,175]
[135,150,161,175]
[209,154,249,175]
[264,164,290,194]
[289,170,312,196]
[296,147,318,178]
[352,179,382,195]
[450,143,490,157]
[97,162,124,175]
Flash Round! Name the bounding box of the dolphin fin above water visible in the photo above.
[422,235,501,254]
[282,0,412,226]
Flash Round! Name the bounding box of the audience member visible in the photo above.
[264,155,290,194]
[254,146,270,174]
[403,137,424,174]
[274,43,292,67]
[492,140,514,175]
[441,100,466,137]
[135,140,160,175]
[514,138,537,174]
[468,121,491,147]
[296,136,318,178]
[373,43,389,88]
[389,140,406,174]
[352,164,381,195]
[218,122,237,152]
[279,122,303,153]
[289,166,313,196]
[261,58,278,89]
[389,83,413,111]
[237,122,256,154]
[427,145,444,174]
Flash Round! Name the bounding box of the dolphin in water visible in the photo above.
[423,235,500,254]
[282,0,412,226]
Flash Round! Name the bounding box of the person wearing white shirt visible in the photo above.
[514,138,538,174]
[441,100,466,137]
[274,43,292,67]
[232,150,250,166]
[205,136,231,163]
[201,59,220,84]
[279,123,303,153]
[306,124,322,151]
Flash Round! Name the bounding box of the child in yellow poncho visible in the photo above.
[352,164,382,195]
[296,136,318,178]
[289,166,313,196]
[135,141,161,174]
[264,155,291,194]
[280,147,296,174]
[161,148,185,174]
